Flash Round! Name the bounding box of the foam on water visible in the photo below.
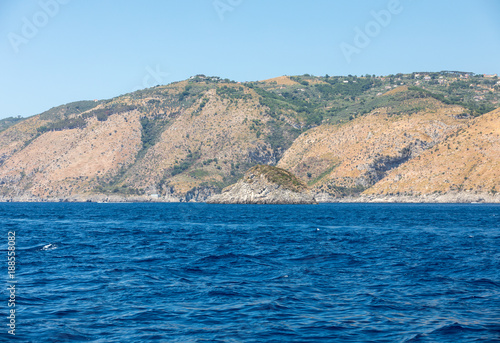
[41,243,57,251]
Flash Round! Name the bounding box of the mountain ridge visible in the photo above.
[1,72,499,203]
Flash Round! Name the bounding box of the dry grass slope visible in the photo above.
[278,97,468,196]
[260,76,299,85]
[243,165,308,192]
[365,108,500,196]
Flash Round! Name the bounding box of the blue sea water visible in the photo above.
[1,203,499,342]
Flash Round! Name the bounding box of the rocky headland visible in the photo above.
[206,165,317,204]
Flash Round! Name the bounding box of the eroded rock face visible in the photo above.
[207,165,316,204]
[185,186,219,202]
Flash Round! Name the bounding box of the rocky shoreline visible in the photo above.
[0,191,498,204]
[206,188,317,205]
[315,192,500,204]
[206,165,317,204]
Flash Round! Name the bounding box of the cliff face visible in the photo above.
[206,165,316,204]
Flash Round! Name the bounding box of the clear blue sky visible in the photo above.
[1,0,499,119]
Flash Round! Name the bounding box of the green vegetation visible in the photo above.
[37,117,87,132]
[171,151,201,176]
[178,85,192,101]
[13,71,498,198]
[216,85,251,100]
[249,76,380,125]
[265,120,301,151]
[0,116,25,133]
[197,97,209,113]
[21,132,42,149]
[93,184,144,195]
[408,86,495,116]
[20,71,500,144]
[202,158,218,165]
[308,163,339,186]
[247,165,307,192]
[325,184,366,196]
[139,116,169,152]
[340,88,434,118]
[38,100,105,121]
[93,164,143,195]
[37,104,136,133]
[316,77,380,99]
[249,72,499,127]
[87,104,136,122]
[250,87,294,117]
[189,169,210,179]
[249,118,263,132]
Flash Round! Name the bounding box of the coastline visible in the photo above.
[1,192,498,204]
[315,192,500,204]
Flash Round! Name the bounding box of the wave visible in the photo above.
[41,243,57,251]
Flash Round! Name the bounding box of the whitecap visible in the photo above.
[42,243,57,251]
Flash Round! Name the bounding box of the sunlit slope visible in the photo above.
[365,108,500,196]
[278,93,468,197]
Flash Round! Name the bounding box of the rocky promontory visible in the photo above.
[206,165,317,204]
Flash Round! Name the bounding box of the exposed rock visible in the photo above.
[185,186,219,202]
[277,100,469,195]
[321,192,500,204]
[365,108,500,197]
[248,145,282,165]
[207,165,317,204]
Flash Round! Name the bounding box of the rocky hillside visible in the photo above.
[0,77,298,201]
[277,87,469,198]
[0,72,498,202]
[207,165,316,204]
[364,107,500,200]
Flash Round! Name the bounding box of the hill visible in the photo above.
[363,107,500,201]
[0,72,498,202]
[277,87,469,198]
[206,165,316,204]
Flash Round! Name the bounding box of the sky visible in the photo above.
[1,0,499,119]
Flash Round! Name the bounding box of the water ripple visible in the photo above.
[0,203,498,342]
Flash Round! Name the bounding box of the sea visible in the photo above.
[1,203,499,342]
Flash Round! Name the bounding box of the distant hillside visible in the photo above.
[0,116,26,133]
[365,107,500,197]
[277,87,470,198]
[0,72,498,202]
